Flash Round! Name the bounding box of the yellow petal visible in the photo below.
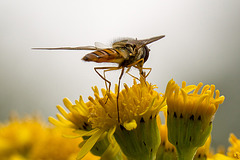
[77,129,105,160]
[73,128,99,137]
[107,125,116,144]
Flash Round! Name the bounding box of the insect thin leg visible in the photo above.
[125,58,146,81]
[134,66,152,79]
[94,67,113,95]
[94,67,120,101]
[103,70,110,94]
[142,67,152,78]
[126,67,141,81]
[117,67,125,123]
[136,58,145,75]
[126,58,145,73]
[103,67,122,103]
[102,68,121,90]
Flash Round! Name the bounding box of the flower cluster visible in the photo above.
[1,78,239,160]
[47,77,237,160]
[0,115,97,160]
[49,78,166,160]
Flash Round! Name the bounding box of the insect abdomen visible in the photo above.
[82,48,124,63]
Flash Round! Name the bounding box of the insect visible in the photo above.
[33,35,165,122]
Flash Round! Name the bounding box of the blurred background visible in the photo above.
[0,0,239,149]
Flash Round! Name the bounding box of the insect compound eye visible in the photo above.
[141,46,150,63]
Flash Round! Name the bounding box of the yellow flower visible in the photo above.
[0,116,92,160]
[48,96,91,131]
[165,79,225,125]
[48,97,123,160]
[76,78,166,160]
[4,154,27,160]
[29,127,91,160]
[88,78,165,129]
[207,153,236,160]
[194,136,211,160]
[165,79,225,160]
[156,112,177,160]
[48,97,110,159]
[228,133,240,159]
[156,111,212,160]
[0,116,45,159]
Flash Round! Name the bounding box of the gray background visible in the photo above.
[0,0,239,149]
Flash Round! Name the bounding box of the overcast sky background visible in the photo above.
[0,0,240,148]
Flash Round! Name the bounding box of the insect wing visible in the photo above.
[124,35,165,47]
[94,42,110,50]
[32,46,97,50]
[139,35,165,45]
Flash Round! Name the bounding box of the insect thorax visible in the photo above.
[118,45,149,67]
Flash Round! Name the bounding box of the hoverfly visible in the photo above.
[33,35,165,122]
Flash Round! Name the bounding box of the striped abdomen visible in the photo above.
[82,48,124,63]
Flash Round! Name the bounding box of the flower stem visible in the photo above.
[176,146,197,160]
[127,154,156,160]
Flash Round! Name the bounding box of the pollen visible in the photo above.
[88,78,165,130]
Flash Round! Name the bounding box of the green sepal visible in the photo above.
[114,116,161,160]
[156,145,177,160]
[167,112,212,160]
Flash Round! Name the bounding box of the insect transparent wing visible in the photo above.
[125,35,165,46]
[94,42,110,50]
[32,46,97,50]
[139,35,165,45]
[126,35,165,50]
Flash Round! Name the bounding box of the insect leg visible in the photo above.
[134,66,152,78]
[117,67,125,123]
[142,67,152,78]
[125,58,146,80]
[94,66,124,123]
[135,58,145,75]
[126,58,145,73]
[133,58,152,80]
[94,67,120,94]
[126,66,141,81]
[103,67,124,104]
